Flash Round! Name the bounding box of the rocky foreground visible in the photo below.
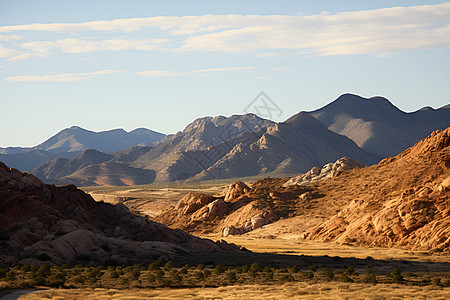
[0,162,240,266]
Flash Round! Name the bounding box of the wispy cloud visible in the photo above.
[0,34,23,41]
[192,66,256,73]
[134,70,189,77]
[1,3,449,59]
[135,66,256,77]
[9,38,168,61]
[6,69,124,82]
[0,45,18,58]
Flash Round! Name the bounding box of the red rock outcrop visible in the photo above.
[155,180,279,236]
[306,128,450,251]
[0,162,240,266]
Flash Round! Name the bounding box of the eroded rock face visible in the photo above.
[0,162,239,266]
[222,209,278,237]
[223,181,251,202]
[283,157,365,187]
[306,128,450,251]
[155,180,278,236]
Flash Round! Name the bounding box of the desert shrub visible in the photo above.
[308,265,318,272]
[250,262,263,272]
[280,274,294,282]
[263,266,272,273]
[321,268,334,280]
[196,264,205,270]
[242,265,250,273]
[203,269,211,278]
[154,269,164,280]
[390,267,403,283]
[214,264,226,275]
[148,262,160,271]
[432,277,442,286]
[131,269,140,280]
[47,272,66,287]
[171,272,182,283]
[304,271,314,279]
[164,261,174,269]
[36,263,51,278]
[338,274,354,282]
[109,270,119,279]
[194,270,204,280]
[4,271,15,282]
[289,265,300,273]
[361,268,377,284]
[73,275,85,284]
[265,272,274,280]
[250,269,260,278]
[345,266,355,276]
[0,267,8,278]
[226,271,237,284]
[20,264,31,272]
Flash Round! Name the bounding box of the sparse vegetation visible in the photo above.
[0,262,447,293]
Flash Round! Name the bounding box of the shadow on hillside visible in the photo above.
[178,250,450,274]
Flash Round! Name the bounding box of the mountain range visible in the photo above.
[309,93,450,157]
[0,126,165,171]
[2,93,450,187]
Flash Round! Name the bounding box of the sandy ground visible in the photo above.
[19,284,450,299]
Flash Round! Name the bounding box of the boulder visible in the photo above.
[224,181,250,202]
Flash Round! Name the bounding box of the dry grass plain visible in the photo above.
[74,182,450,299]
[19,283,450,300]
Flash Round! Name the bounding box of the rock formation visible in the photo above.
[155,179,282,236]
[283,157,365,187]
[0,162,239,266]
[306,128,450,250]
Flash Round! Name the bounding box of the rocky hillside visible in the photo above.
[186,113,378,181]
[306,127,450,250]
[132,114,275,182]
[32,149,157,186]
[0,162,239,266]
[283,157,365,187]
[309,93,450,157]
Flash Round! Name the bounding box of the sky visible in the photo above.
[0,0,449,147]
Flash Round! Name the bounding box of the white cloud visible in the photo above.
[0,45,18,58]
[9,38,169,61]
[135,66,256,77]
[135,70,189,77]
[0,34,23,41]
[192,66,256,73]
[5,69,124,82]
[0,65,4,68]
[0,3,449,58]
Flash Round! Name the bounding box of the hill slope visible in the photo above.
[309,94,450,157]
[0,161,239,266]
[305,127,450,250]
[187,113,379,180]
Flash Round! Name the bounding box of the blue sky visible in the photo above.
[0,0,449,147]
